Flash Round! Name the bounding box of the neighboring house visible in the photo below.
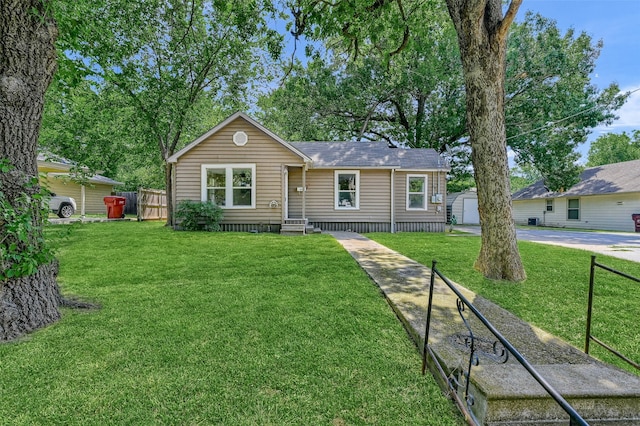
[512,159,640,232]
[446,188,479,224]
[167,112,450,234]
[38,154,123,215]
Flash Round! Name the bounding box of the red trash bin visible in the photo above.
[103,196,126,219]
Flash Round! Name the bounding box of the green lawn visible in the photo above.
[0,222,462,425]
[367,232,640,375]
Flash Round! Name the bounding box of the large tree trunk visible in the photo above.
[446,0,526,281]
[1,0,61,340]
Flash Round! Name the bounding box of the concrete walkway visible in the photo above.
[48,217,133,225]
[328,231,640,425]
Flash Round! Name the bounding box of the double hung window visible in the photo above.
[546,199,554,212]
[407,175,428,210]
[202,164,255,208]
[567,198,580,220]
[335,171,359,209]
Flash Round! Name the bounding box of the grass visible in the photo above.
[0,222,462,425]
[367,232,640,375]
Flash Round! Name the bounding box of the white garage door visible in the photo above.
[462,198,480,224]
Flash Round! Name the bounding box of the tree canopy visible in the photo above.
[49,0,283,222]
[587,131,640,166]
[261,11,625,192]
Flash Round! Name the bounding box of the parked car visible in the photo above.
[49,193,77,218]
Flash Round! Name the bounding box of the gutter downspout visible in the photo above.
[391,169,395,233]
[302,163,307,224]
[81,184,86,218]
[171,162,177,227]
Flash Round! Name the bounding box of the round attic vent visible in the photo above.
[233,131,248,146]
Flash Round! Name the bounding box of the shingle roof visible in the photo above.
[289,141,449,170]
[38,153,123,186]
[512,159,640,200]
[46,172,123,186]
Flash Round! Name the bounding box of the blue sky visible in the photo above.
[518,0,640,161]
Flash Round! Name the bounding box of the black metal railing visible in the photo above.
[421,260,588,426]
[586,255,640,371]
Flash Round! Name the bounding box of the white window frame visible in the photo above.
[406,174,428,211]
[567,198,580,220]
[201,164,256,209]
[546,199,554,212]
[334,170,360,210]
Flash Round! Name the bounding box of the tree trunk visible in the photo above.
[1,263,61,341]
[446,0,526,281]
[164,160,175,227]
[1,0,61,340]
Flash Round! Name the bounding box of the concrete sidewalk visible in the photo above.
[329,231,640,425]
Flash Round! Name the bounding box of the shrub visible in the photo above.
[175,200,223,231]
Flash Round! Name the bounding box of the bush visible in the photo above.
[175,200,223,231]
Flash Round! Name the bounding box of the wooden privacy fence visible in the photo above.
[116,188,167,221]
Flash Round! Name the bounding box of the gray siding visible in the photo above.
[174,117,305,225]
[394,171,447,223]
[303,169,391,223]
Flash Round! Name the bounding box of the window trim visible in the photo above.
[546,199,554,212]
[567,198,580,220]
[201,164,256,209]
[334,170,360,210]
[406,174,428,211]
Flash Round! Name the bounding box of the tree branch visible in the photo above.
[497,0,523,41]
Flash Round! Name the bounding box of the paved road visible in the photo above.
[459,226,640,263]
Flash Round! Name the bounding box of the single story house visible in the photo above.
[446,188,479,224]
[512,159,640,232]
[167,112,450,234]
[38,154,123,215]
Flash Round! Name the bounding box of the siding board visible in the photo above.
[175,117,305,225]
[513,193,640,232]
[174,115,449,232]
[41,175,117,215]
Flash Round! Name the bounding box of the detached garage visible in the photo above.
[38,154,123,216]
[447,188,480,224]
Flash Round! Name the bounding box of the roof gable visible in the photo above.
[167,112,311,163]
[512,159,640,200]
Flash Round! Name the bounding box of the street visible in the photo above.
[459,226,640,263]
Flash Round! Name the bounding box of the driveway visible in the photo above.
[459,225,640,263]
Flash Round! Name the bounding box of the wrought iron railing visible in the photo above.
[421,260,588,426]
[586,255,640,371]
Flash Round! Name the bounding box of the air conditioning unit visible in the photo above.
[528,217,540,226]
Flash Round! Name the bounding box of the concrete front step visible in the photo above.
[461,364,640,425]
[329,231,640,426]
[280,218,307,235]
[280,219,322,235]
